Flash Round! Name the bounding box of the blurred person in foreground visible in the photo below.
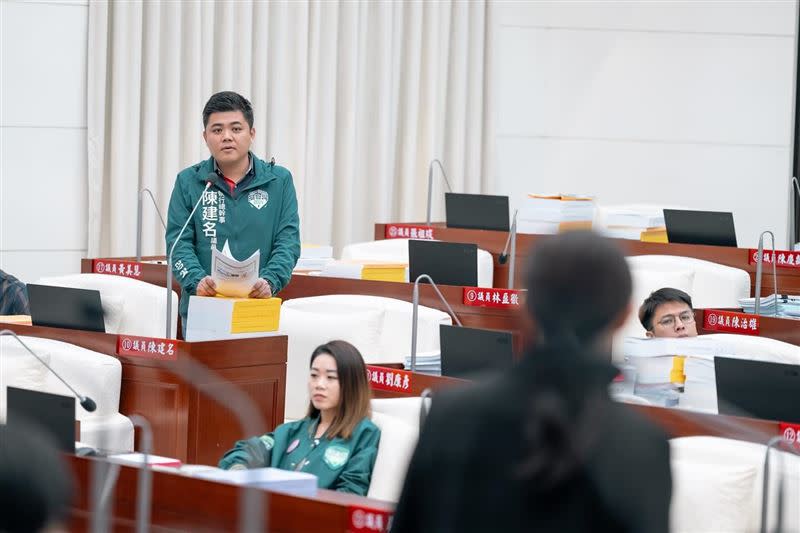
[392,231,672,533]
[0,421,73,532]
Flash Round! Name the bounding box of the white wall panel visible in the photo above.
[0,1,88,128]
[496,137,789,248]
[0,250,85,283]
[1,127,87,250]
[494,1,795,36]
[495,27,795,146]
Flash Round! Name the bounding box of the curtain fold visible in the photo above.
[87,0,492,257]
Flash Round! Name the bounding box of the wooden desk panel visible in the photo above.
[374,222,800,296]
[3,324,286,464]
[67,455,394,532]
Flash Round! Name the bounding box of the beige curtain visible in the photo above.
[87,0,492,257]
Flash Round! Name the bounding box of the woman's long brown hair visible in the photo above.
[306,340,372,439]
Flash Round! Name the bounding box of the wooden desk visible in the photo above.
[3,323,286,465]
[368,367,786,445]
[67,455,394,532]
[374,222,800,297]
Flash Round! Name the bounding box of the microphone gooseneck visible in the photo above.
[410,274,462,372]
[0,329,97,412]
[165,175,214,338]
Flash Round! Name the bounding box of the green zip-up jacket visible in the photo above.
[165,154,300,324]
[218,417,381,496]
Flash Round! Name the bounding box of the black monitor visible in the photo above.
[715,357,800,423]
[27,284,106,333]
[663,209,737,247]
[440,324,514,379]
[445,193,510,232]
[408,240,478,287]
[7,386,76,453]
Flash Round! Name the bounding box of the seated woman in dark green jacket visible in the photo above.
[219,340,381,496]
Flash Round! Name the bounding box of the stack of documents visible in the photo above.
[681,356,718,412]
[194,467,318,496]
[622,337,732,407]
[517,193,595,235]
[295,244,334,271]
[186,296,282,341]
[320,261,408,283]
[739,295,800,319]
[403,351,441,375]
[600,205,666,242]
[212,241,260,298]
[108,453,182,469]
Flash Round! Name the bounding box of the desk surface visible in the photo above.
[374,222,800,296]
[67,454,394,532]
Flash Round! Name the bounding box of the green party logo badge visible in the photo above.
[323,445,350,470]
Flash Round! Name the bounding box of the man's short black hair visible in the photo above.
[202,91,254,129]
[638,287,694,331]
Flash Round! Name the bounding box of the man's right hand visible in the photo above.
[196,276,217,296]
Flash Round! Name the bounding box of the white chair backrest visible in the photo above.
[368,411,418,502]
[340,239,494,288]
[703,333,800,364]
[279,295,450,420]
[36,273,178,338]
[371,397,430,431]
[670,436,800,533]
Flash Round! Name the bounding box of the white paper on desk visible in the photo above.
[211,241,260,297]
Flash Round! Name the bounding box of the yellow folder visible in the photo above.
[229,297,282,334]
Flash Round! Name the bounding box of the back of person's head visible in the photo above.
[202,91,254,129]
[519,231,632,489]
[306,340,372,439]
[525,230,632,349]
[639,287,694,331]
[0,421,73,532]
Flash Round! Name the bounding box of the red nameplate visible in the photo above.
[703,309,760,335]
[748,249,800,269]
[117,335,179,360]
[780,422,800,448]
[366,365,412,393]
[347,505,393,533]
[93,259,143,278]
[463,287,522,308]
[384,224,435,240]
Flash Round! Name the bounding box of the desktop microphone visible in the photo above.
[410,274,463,372]
[136,188,167,262]
[165,176,214,338]
[759,435,800,533]
[0,330,96,412]
[498,209,519,289]
[754,230,778,317]
[425,159,454,226]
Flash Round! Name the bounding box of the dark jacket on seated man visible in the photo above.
[391,346,672,533]
[0,269,30,315]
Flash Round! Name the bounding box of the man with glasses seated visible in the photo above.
[639,288,698,338]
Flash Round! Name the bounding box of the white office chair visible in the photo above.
[368,407,420,502]
[278,295,451,420]
[36,273,178,338]
[670,436,800,533]
[340,238,494,288]
[0,336,134,451]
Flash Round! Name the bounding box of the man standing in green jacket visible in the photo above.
[166,91,300,330]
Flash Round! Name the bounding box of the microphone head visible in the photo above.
[80,396,97,412]
[205,172,216,187]
[498,253,508,265]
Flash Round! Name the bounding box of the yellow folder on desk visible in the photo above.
[641,227,668,243]
[361,263,407,283]
[230,297,282,334]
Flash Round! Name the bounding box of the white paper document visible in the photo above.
[211,241,260,298]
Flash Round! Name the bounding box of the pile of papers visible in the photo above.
[403,350,441,375]
[622,337,733,408]
[517,193,595,235]
[600,205,667,242]
[212,241,259,298]
[295,244,334,271]
[320,261,408,283]
[739,295,800,319]
[193,467,318,496]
